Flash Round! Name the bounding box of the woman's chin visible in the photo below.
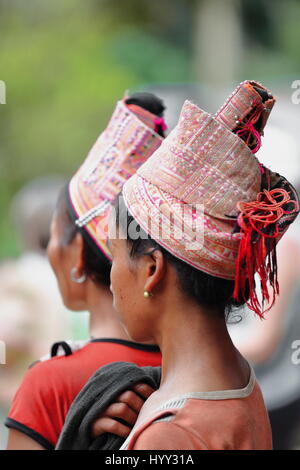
[124,326,153,344]
[63,298,87,312]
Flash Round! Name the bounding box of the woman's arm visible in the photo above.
[6,429,45,450]
[5,360,63,450]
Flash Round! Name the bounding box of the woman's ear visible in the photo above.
[143,249,166,294]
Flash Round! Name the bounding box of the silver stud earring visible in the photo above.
[70,267,87,284]
[143,291,152,298]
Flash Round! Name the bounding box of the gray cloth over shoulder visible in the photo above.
[56,361,161,450]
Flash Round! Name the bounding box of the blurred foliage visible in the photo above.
[239,0,300,81]
[0,0,190,258]
[1,0,300,257]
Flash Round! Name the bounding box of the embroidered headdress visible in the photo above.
[68,96,165,260]
[123,81,299,317]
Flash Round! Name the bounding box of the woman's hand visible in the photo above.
[91,383,155,439]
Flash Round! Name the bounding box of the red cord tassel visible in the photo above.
[233,188,297,318]
[236,99,264,154]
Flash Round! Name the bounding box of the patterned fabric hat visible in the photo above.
[123,81,299,317]
[68,98,164,260]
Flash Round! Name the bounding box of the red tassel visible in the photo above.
[233,188,297,318]
[236,99,264,154]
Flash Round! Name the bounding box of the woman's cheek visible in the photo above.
[47,238,59,275]
[110,261,123,308]
[109,261,117,296]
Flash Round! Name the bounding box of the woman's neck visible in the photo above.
[154,297,250,395]
[128,297,251,429]
[86,282,132,341]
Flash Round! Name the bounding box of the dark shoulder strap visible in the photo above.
[51,341,73,358]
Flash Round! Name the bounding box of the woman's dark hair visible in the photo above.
[56,92,166,287]
[115,194,250,320]
[125,92,166,137]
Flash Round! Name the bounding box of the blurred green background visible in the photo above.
[1,0,300,259]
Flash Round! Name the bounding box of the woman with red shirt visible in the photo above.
[5,92,166,450]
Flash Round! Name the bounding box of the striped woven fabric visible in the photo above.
[123,98,258,280]
[122,80,296,281]
[123,80,300,317]
[69,99,163,260]
[215,79,275,135]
